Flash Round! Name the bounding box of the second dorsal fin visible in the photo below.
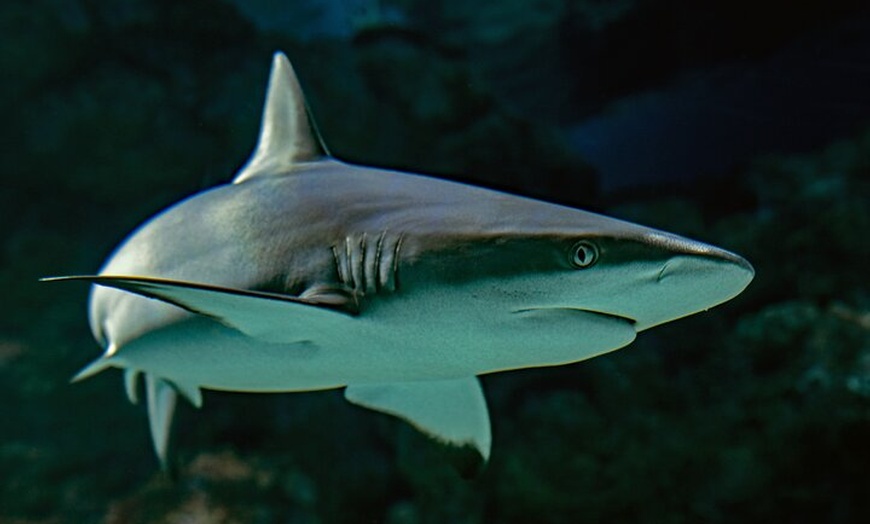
[233,52,328,184]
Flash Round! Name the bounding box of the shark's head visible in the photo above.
[394,194,754,336]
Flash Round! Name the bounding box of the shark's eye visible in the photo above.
[570,241,599,268]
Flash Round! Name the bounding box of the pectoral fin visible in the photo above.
[42,275,355,343]
[345,377,492,471]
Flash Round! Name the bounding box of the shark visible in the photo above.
[44,52,754,471]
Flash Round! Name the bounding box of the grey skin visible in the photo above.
[45,53,754,470]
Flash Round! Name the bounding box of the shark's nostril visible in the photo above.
[657,261,670,283]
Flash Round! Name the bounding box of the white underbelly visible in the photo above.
[111,304,637,392]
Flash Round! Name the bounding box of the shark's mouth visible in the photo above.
[577,308,637,326]
[513,307,637,327]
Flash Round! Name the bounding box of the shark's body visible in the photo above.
[47,53,754,469]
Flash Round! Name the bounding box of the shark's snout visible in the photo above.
[643,230,754,297]
[658,249,754,288]
[633,249,754,331]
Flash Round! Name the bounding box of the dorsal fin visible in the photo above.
[233,52,329,184]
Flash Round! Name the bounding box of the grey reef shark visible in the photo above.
[44,52,754,473]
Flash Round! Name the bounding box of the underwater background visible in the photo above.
[2,0,869,522]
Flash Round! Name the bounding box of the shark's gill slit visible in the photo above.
[331,244,348,287]
[362,233,372,293]
[378,232,394,292]
[344,236,353,290]
[372,230,387,292]
[362,233,369,292]
[351,235,364,294]
[390,233,404,291]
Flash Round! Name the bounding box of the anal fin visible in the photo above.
[173,380,203,408]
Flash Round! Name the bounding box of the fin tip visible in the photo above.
[70,358,113,383]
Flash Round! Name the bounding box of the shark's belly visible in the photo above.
[112,303,637,392]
